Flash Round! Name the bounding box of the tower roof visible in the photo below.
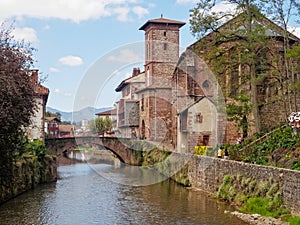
[139,17,185,30]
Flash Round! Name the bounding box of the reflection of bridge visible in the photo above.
[45,136,154,165]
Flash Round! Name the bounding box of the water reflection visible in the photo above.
[0,163,249,225]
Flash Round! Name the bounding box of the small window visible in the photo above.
[202,80,210,89]
[141,94,144,111]
[203,135,209,146]
[195,113,203,123]
[164,31,167,36]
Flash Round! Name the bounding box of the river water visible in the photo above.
[0,162,249,225]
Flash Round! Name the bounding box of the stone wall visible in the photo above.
[187,155,300,216]
[0,155,57,204]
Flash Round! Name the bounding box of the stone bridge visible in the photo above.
[45,136,154,165]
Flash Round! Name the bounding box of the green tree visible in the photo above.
[287,44,300,112]
[189,0,299,135]
[226,94,252,137]
[0,22,37,181]
[45,111,56,117]
[90,117,112,134]
[265,0,300,114]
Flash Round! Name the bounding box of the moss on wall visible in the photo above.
[141,148,191,186]
[218,174,281,203]
[0,154,57,204]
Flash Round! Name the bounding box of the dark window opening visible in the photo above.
[195,113,203,123]
[203,135,209,146]
[141,94,144,111]
[202,80,210,89]
[164,43,167,50]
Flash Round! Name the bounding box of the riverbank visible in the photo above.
[0,154,57,204]
[138,147,300,222]
[229,211,289,225]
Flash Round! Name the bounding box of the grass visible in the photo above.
[284,216,300,225]
[240,197,289,218]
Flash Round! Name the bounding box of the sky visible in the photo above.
[1,0,300,113]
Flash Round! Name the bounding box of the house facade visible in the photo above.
[115,68,145,138]
[58,124,75,138]
[171,50,226,153]
[45,117,60,138]
[27,69,49,141]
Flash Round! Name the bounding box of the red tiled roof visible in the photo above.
[59,124,75,132]
[45,117,61,122]
[96,108,117,116]
[35,84,49,96]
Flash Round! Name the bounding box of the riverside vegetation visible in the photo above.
[225,125,300,170]
[0,139,57,204]
[218,125,300,224]
[134,124,300,224]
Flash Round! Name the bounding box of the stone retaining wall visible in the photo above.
[0,155,57,204]
[187,155,300,216]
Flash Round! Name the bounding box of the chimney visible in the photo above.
[30,69,39,84]
[132,68,140,76]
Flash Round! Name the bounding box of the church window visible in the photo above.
[202,80,210,89]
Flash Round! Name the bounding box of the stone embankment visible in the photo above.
[143,150,300,217]
[186,154,300,216]
[0,154,57,204]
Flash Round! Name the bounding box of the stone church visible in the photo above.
[114,13,300,153]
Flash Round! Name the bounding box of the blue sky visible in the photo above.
[1,0,299,112]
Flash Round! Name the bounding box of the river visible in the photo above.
[0,161,249,225]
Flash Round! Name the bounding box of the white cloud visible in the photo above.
[107,49,142,63]
[59,55,83,67]
[132,6,149,19]
[49,67,60,73]
[211,1,237,14]
[112,7,130,22]
[54,88,60,93]
[11,27,38,43]
[0,0,149,23]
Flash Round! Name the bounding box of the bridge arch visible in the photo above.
[45,136,150,165]
[87,142,125,164]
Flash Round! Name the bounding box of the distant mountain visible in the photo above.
[46,106,112,122]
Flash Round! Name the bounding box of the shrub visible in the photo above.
[291,161,300,170]
[25,139,46,160]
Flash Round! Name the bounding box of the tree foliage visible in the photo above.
[189,0,300,135]
[45,111,62,120]
[0,22,37,181]
[226,94,252,137]
[89,117,112,134]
